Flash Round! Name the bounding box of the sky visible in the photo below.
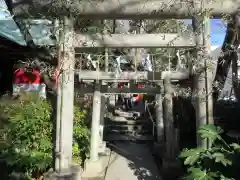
[210,19,226,46]
[0,1,227,48]
[184,19,226,48]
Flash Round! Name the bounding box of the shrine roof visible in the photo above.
[0,0,54,46]
[0,18,54,46]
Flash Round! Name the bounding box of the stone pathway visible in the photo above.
[101,97,161,179]
[103,142,161,180]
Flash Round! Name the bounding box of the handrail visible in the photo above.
[145,100,156,138]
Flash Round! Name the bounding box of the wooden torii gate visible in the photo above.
[7,0,234,178]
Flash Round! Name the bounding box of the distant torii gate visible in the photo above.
[7,0,222,178]
[77,71,185,156]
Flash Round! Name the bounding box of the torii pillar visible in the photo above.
[192,14,213,148]
[155,83,164,143]
[45,17,81,180]
[82,80,104,178]
[55,17,75,172]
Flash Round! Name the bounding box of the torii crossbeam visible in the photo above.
[8,0,240,18]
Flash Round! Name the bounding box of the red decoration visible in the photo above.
[13,68,40,85]
[51,68,60,87]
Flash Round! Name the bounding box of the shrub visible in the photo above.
[0,95,90,179]
[180,124,240,180]
[72,106,90,164]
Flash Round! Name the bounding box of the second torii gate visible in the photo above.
[78,70,187,175]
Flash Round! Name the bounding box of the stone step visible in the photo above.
[114,109,142,118]
[105,123,153,128]
[105,117,152,125]
[106,129,152,134]
[111,116,129,121]
[104,123,152,132]
[104,133,154,141]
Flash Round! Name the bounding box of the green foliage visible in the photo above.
[72,107,90,163]
[197,125,223,142]
[0,95,90,179]
[180,124,240,180]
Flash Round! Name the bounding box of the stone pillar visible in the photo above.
[192,16,208,148]
[161,75,181,177]
[53,18,61,173]
[155,92,164,143]
[58,17,75,172]
[163,76,177,159]
[45,17,80,180]
[204,15,214,147]
[99,94,106,154]
[153,87,165,160]
[82,81,103,179]
[89,81,102,161]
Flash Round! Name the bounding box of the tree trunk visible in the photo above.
[213,16,240,100]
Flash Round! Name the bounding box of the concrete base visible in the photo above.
[98,141,106,152]
[44,165,82,180]
[99,142,111,156]
[81,159,105,179]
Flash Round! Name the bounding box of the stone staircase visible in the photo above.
[104,108,154,142]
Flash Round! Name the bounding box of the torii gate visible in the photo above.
[6,0,235,178]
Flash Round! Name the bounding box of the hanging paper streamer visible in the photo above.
[87,54,97,69]
[115,56,123,73]
[141,54,152,72]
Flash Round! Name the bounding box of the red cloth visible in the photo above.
[13,68,40,85]
[138,83,142,88]
[135,84,143,101]
[119,83,124,88]
[137,94,144,101]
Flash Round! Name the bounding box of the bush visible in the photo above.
[72,106,90,164]
[180,124,240,180]
[0,95,90,179]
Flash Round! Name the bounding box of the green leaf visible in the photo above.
[220,175,235,180]
[184,167,217,180]
[230,143,240,152]
[180,148,205,165]
[212,152,232,166]
[198,124,223,142]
